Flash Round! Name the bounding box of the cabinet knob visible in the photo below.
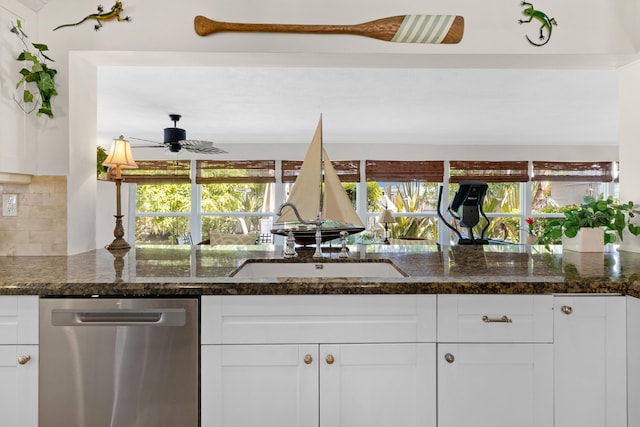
[561,305,573,315]
[18,355,31,365]
[303,354,313,365]
[325,354,335,365]
[444,353,455,364]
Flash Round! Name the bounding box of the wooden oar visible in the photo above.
[194,14,464,44]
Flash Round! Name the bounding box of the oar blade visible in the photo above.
[389,15,464,44]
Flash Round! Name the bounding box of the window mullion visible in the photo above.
[190,159,200,243]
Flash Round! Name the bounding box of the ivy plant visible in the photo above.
[10,20,58,118]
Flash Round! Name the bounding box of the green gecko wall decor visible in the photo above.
[518,1,557,46]
[53,1,131,31]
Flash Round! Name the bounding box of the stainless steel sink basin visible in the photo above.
[231,260,406,278]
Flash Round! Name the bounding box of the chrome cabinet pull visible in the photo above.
[303,354,313,365]
[482,315,512,323]
[561,305,573,315]
[18,355,31,365]
[444,353,455,364]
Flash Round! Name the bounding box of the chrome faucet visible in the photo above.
[277,203,325,258]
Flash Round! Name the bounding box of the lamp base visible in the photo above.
[108,214,130,250]
[107,238,131,251]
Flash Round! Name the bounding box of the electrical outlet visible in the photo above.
[2,194,18,216]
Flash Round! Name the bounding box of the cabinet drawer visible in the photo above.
[437,295,553,343]
[0,296,38,345]
[202,295,436,344]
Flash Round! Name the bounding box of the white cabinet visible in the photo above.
[201,295,437,427]
[201,292,631,427]
[203,343,435,427]
[554,296,626,427]
[202,344,319,427]
[0,296,38,427]
[628,296,640,427]
[320,343,435,427]
[438,343,552,427]
[437,295,554,427]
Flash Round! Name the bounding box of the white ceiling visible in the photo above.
[96,64,619,157]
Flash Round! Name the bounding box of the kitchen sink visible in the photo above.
[231,260,406,278]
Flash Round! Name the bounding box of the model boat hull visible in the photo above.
[271,226,365,246]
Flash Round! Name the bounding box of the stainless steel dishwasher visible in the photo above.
[39,298,199,427]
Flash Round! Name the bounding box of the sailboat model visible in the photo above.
[271,117,365,246]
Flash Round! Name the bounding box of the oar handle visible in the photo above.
[194,15,464,44]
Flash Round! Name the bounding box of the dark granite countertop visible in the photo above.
[0,244,639,297]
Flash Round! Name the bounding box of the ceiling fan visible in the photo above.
[129,114,227,154]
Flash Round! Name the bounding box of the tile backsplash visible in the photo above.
[0,176,67,256]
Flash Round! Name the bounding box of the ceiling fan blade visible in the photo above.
[131,145,166,148]
[180,139,228,154]
[129,137,164,145]
[183,145,228,154]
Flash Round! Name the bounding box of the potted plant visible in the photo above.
[539,194,640,252]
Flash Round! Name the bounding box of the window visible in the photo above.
[197,160,276,242]
[121,161,192,245]
[530,161,617,244]
[281,159,360,208]
[366,161,444,241]
[448,161,528,243]
[531,161,616,211]
[123,159,619,247]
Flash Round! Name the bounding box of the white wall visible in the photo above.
[66,53,97,254]
[0,0,37,175]
[2,0,640,253]
[618,61,640,253]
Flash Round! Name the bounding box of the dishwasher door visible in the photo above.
[39,298,198,427]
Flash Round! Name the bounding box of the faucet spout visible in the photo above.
[277,202,307,224]
[276,202,325,258]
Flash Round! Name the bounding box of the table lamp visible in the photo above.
[103,136,137,250]
[380,209,395,244]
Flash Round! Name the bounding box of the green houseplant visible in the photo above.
[10,20,58,118]
[539,194,640,248]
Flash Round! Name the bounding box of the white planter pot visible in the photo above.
[562,228,604,252]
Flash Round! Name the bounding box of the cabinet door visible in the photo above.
[202,344,318,427]
[0,345,38,427]
[438,343,553,427]
[320,343,436,427]
[554,296,626,427]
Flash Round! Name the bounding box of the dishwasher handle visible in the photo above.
[51,308,186,326]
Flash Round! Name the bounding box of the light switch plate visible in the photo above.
[2,194,18,216]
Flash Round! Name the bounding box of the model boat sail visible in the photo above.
[272,117,365,245]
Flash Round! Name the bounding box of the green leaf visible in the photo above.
[37,107,53,118]
[32,43,48,52]
[23,51,38,62]
[23,90,34,103]
[564,225,579,238]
